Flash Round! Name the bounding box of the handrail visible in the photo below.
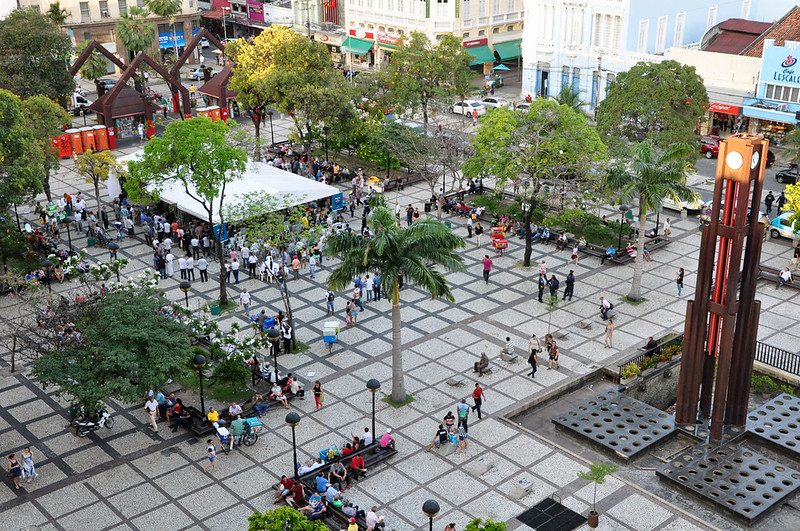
[617,333,684,382]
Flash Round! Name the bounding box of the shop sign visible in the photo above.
[246,0,264,22]
[350,29,375,40]
[762,44,800,87]
[707,103,739,115]
[159,31,185,48]
[378,34,398,45]
[462,38,488,48]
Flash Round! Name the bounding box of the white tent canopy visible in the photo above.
[115,150,339,223]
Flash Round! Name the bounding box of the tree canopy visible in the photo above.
[0,9,74,103]
[21,95,71,203]
[464,101,606,265]
[116,6,156,60]
[75,150,125,211]
[0,89,46,212]
[77,41,110,82]
[248,507,327,531]
[597,60,708,154]
[32,284,192,415]
[384,31,474,129]
[126,117,247,305]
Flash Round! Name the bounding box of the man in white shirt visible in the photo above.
[777,268,793,289]
[248,254,258,278]
[191,237,200,259]
[197,257,208,282]
[186,255,195,281]
[309,254,317,279]
[177,255,187,280]
[165,252,175,277]
[239,288,251,314]
[361,427,373,446]
[365,275,374,302]
[144,395,159,432]
[281,321,292,354]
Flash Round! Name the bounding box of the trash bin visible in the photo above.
[210,304,221,315]
[445,221,452,229]
[87,236,97,247]
[424,202,432,213]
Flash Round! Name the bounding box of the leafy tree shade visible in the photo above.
[227,26,358,160]
[0,9,73,103]
[77,41,110,82]
[0,90,46,212]
[125,117,247,306]
[605,141,695,301]
[32,286,192,415]
[46,2,69,26]
[248,507,327,531]
[225,193,323,350]
[21,95,71,203]
[75,150,126,212]
[116,6,156,61]
[326,195,466,402]
[597,60,708,154]
[464,102,606,266]
[384,31,474,130]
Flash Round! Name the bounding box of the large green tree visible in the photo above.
[597,60,708,154]
[384,31,474,130]
[0,9,73,103]
[464,101,607,266]
[228,26,358,160]
[75,150,125,211]
[32,285,191,415]
[326,195,466,402]
[126,117,247,306]
[248,507,326,531]
[605,141,695,301]
[21,95,71,203]
[0,90,46,212]
[77,41,110,82]
[146,0,182,59]
[116,6,156,61]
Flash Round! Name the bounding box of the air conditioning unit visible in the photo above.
[101,10,110,18]
[777,103,788,112]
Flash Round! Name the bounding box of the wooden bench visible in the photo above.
[758,265,800,291]
[185,391,299,436]
[580,236,670,265]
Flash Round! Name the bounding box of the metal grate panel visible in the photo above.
[746,394,800,456]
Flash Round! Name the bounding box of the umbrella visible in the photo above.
[493,64,511,71]
[367,176,381,182]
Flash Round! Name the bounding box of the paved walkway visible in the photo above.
[2,117,800,531]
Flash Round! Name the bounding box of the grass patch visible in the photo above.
[293,341,310,353]
[518,260,538,268]
[622,296,647,305]
[382,394,415,408]
[176,371,252,404]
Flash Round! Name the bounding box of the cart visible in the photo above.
[323,320,340,354]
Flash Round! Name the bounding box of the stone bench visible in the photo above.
[500,350,519,363]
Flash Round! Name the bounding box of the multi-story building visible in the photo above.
[341,0,524,71]
[520,0,794,109]
[19,0,202,69]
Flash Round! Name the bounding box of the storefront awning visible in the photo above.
[707,103,740,115]
[742,104,796,124]
[202,9,224,20]
[467,45,496,66]
[342,37,374,55]
[493,39,522,61]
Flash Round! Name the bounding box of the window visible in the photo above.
[506,25,513,32]
[674,12,685,47]
[99,1,110,17]
[478,29,485,36]
[765,84,800,103]
[637,19,648,53]
[707,5,717,30]
[463,0,470,19]
[493,0,499,15]
[592,13,601,46]
[80,2,90,19]
[478,0,485,17]
[741,0,751,19]
[508,0,514,10]
[655,15,667,53]
[84,31,92,41]
[31,4,41,12]
[137,0,144,6]
[463,32,470,38]
[492,27,499,33]
[118,0,127,15]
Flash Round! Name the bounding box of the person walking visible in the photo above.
[373,273,381,301]
[563,270,575,301]
[676,267,684,296]
[466,216,473,238]
[144,395,159,433]
[309,254,317,279]
[239,288,251,315]
[792,244,800,272]
[203,440,217,473]
[231,259,240,284]
[663,218,671,240]
[527,333,541,378]
[475,223,484,246]
[313,380,324,410]
[325,290,335,316]
[21,448,38,483]
[471,383,486,420]
[778,191,788,213]
[186,255,195,281]
[197,256,208,282]
[137,122,145,142]
[548,274,559,298]
[481,255,493,284]
[546,334,560,370]
[604,319,615,349]
[538,273,546,302]
[281,320,292,354]
[765,191,775,216]
[7,454,23,489]
[456,398,470,432]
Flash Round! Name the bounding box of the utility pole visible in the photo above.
[305,1,312,40]
[594,54,602,122]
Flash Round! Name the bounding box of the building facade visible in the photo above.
[519,1,786,108]
[341,0,523,70]
[20,0,202,69]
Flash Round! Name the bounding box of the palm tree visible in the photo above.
[116,7,155,62]
[326,195,466,402]
[605,141,695,301]
[782,128,800,165]
[553,84,586,113]
[146,0,182,60]
[46,2,69,27]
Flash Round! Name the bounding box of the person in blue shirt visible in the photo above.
[373,274,381,301]
[315,472,329,493]
[605,246,616,259]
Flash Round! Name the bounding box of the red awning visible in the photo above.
[707,102,740,115]
[202,9,224,20]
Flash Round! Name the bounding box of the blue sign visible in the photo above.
[159,31,185,49]
[331,192,344,211]
[213,223,228,242]
[761,43,800,87]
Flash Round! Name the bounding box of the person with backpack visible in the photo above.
[548,275,559,298]
[326,290,335,316]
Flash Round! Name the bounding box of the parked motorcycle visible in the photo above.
[74,409,114,437]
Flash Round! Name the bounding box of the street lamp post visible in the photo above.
[617,205,630,250]
[516,43,522,82]
[366,379,380,441]
[422,500,440,531]
[267,328,280,380]
[41,259,53,293]
[221,7,229,42]
[63,216,74,253]
[285,412,301,479]
[193,353,207,414]
[322,125,330,162]
[179,280,192,308]
[267,110,275,146]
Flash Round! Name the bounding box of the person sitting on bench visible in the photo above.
[605,246,616,260]
[379,428,396,450]
[473,352,489,375]
[599,296,613,320]
[350,453,367,481]
[777,268,793,289]
[274,475,294,504]
[207,407,225,426]
[171,408,191,432]
[253,393,269,417]
[541,227,552,244]
[556,232,569,250]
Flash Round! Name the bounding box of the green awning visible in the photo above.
[342,37,374,55]
[494,39,522,61]
[466,45,496,66]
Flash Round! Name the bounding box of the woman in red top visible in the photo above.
[471,383,486,420]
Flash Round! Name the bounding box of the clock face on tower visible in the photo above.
[751,151,760,169]
[726,151,743,171]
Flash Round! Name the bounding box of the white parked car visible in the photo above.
[515,102,531,112]
[199,37,210,48]
[661,196,703,214]
[481,97,509,109]
[453,100,487,116]
[187,67,216,81]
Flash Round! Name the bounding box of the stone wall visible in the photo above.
[621,358,682,411]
